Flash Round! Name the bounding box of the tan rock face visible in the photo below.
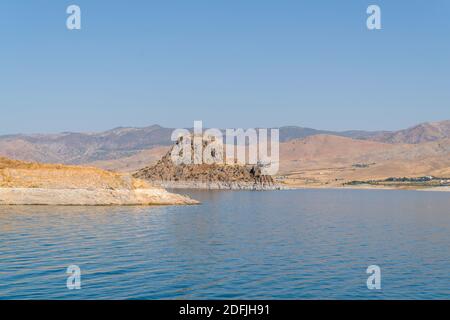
[0,157,198,205]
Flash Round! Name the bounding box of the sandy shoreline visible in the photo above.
[0,188,199,206]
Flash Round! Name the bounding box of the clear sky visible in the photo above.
[1,0,449,134]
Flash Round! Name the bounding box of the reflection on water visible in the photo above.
[0,190,449,299]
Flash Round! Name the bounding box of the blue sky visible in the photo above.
[1,0,449,134]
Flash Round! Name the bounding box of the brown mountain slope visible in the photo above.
[0,125,174,165]
[86,146,170,172]
[371,120,450,144]
[280,134,395,168]
[279,135,450,187]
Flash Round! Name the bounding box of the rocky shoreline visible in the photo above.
[151,180,285,190]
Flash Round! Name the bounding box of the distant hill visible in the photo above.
[278,126,385,142]
[370,120,450,144]
[0,125,174,164]
[278,126,335,142]
[278,120,450,144]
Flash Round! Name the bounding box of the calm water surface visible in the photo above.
[0,189,449,299]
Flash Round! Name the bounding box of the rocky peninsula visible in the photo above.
[0,157,197,206]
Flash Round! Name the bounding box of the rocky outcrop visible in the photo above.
[133,137,280,190]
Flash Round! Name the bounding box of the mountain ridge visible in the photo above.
[0,120,449,169]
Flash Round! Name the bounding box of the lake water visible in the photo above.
[0,189,449,299]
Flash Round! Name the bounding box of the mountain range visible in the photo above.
[1,120,450,182]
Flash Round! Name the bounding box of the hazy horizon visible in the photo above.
[1,1,450,134]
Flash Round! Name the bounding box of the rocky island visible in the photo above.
[133,137,282,190]
[0,157,198,206]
